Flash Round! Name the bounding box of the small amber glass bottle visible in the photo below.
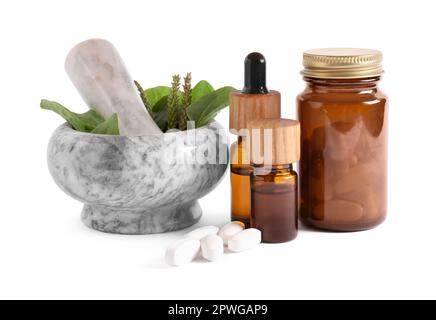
[229,53,281,228]
[230,136,252,227]
[297,48,388,231]
[248,119,300,243]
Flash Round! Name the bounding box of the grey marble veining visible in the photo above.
[47,122,228,234]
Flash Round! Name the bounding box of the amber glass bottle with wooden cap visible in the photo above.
[297,48,388,231]
[248,119,300,243]
[229,53,281,228]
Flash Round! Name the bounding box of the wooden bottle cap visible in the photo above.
[229,90,281,134]
[248,118,300,165]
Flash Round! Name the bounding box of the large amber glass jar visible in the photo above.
[297,48,388,231]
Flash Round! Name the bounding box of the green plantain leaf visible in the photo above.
[152,95,168,113]
[188,86,235,128]
[40,99,104,132]
[191,80,214,104]
[91,113,119,135]
[78,109,105,128]
[143,86,171,111]
[153,108,168,132]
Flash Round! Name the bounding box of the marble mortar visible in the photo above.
[47,122,228,234]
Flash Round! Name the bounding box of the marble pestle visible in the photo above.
[65,39,162,136]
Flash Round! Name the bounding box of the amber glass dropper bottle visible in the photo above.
[229,53,281,228]
[248,119,300,243]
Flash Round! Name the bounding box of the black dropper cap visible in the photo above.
[242,52,269,94]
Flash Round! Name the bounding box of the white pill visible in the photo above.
[186,225,219,240]
[201,235,224,262]
[219,222,245,245]
[165,238,200,266]
[228,228,261,252]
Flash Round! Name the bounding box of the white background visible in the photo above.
[0,0,435,300]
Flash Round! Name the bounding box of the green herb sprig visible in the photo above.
[134,80,153,115]
[179,73,192,131]
[135,75,234,132]
[166,74,181,130]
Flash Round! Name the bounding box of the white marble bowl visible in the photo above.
[47,122,228,234]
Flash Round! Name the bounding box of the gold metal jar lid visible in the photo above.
[302,48,383,79]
